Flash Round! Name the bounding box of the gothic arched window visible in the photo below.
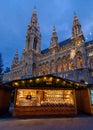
[32,63,36,76]
[45,61,50,74]
[42,63,46,75]
[62,56,67,71]
[33,37,37,50]
[38,64,42,76]
[51,60,55,73]
[57,57,62,73]
[69,60,74,70]
[76,51,83,68]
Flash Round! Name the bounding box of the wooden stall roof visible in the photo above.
[4,74,89,90]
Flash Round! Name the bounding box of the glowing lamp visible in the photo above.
[56,79,60,82]
[36,78,39,82]
[22,81,25,84]
[44,77,47,80]
[29,80,32,83]
[49,77,53,81]
[14,82,19,87]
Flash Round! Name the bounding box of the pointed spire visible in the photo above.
[52,26,57,37]
[72,13,83,39]
[31,8,38,24]
[24,8,41,52]
[12,50,19,68]
[50,26,58,47]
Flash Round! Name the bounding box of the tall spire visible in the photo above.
[11,50,19,68]
[25,8,41,52]
[50,26,58,48]
[31,8,38,24]
[27,8,39,32]
[72,13,84,40]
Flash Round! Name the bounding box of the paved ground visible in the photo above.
[0,115,93,130]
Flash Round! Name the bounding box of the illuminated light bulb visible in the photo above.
[36,78,39,82]
[22,81,25,84]
[29,80,32,83]
[49,77,53,81]
[44,77,47,80]
[14,82,19,87]
[62,81,66,85]
[56,79,60,82]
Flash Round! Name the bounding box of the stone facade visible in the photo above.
[3,9,93,83]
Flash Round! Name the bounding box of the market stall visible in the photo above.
[8,75,80,117]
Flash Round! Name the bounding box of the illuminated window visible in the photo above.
[16,89,75,107]
[62,56,67,71]
[76,52,83,68]
[57,58,62,73]
[68,61,74,70]
[51,60,55,73]
[32,63,36,76]
[45,62,50,74]
[75,40,80,46]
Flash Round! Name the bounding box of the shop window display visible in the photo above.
[16,89,74,107]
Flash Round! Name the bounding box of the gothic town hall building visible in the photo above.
[3,9,93,84]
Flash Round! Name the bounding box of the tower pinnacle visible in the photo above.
[50,26,58,48]
[72,13,83,39]
[31,8,38,24]
[12,50,19,68]
[24,9,41,52]
[71,13,85,45]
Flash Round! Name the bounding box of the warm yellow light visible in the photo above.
[29,80,32,83]
[70,49,75,59]
[49,77,53,81]
[62,81,66,85]
[76,83,79,86]
[56,79,60,82]
[36,78,39,82]
[44,77,47,80]
[78,41,80,44]
[22,81,25,84]
[14,82,19,87]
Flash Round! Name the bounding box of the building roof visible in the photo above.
[6,74,87,89]
[41,38,93,54]
[85,40,93,46]
[41,38,71,54]
[59,38,71,47]
[41,48,49,54]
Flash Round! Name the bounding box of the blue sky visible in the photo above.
[0,0,93,69]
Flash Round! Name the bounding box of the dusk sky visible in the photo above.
[0,0,93,69]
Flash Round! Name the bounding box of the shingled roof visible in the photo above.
[41,38,71,54]
[41,48,49,54]
[85,40,93,46]
[41,38,93,54]
[59,38,71,47]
